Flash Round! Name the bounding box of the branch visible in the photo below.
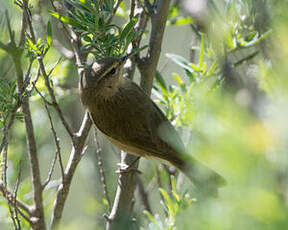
[11,163,23,229]
[0,181,32,219]
[138,0,171,94]
[50,112,92,229]
[34,84,65,181]
[5,2,47,228]
[106,1,171,229]
[106,152,140,230]
[22,0,74,139]
[49,0,86,71]
[94,129,112,211]
[106,0,124,24]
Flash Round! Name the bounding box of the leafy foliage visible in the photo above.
[0,79,23,129]
[50,0,140,58]
[1,0,288,229]
[142,177,195,230]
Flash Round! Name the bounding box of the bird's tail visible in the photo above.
[170,154,226,196]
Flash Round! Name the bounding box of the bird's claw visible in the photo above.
[115,163,142,174]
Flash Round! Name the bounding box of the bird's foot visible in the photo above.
[116,157,141,174]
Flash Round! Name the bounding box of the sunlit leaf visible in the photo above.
[155,71,168,98]
[199,33,205,68]
[170,16,193,26]
[244,31,258,42]
[47,21,52,47]
[26,38,41,55]
[49,11,84,29]
[159,188,176,217]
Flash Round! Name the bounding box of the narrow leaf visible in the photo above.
[26,38,41,55]
[47,21,52,46]
[199,33,205,68]
[159,188,175,216]
[120,14,139,42]
[143,211,162,230]
[155,70,168,96]
[49,11,84,29]
[173,16,193,25]
[166,53,194,72]
[245,31,258,42]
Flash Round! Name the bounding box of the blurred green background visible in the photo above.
[1,0,288,229]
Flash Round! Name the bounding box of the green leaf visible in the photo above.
[172,73,185,91]
[159,188,176,217]
[66,0,93,14]
[120,14,139,42]
[49,11,84,29]
[189,63,200,72]
[169,6,178,19]
[173,16,193,26]
[244,31,258,42]
[226,32,235,49]
[47,21,52,47]
[171,176,180,202]
[124,29,137,50]
[155,70,168,95]
[143,210,162,230]
[116,1,127,18]
[199,33,205,68]
[166,53,194,72]
[131,45,148,56]
[206,61,217,76]
[26,38,41,55]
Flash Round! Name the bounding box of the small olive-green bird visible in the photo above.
[79,55,226,195]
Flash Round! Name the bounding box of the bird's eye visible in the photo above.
[109,68,116,75]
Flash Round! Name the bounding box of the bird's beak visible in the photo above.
[120,52,135,64]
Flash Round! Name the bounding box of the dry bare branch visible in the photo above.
[50,112,92,229]
[106,1,171,229]
[94,129,112,211]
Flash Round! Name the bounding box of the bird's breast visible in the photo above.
[88,90,136,140]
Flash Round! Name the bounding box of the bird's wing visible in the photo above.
[109,80,187,163]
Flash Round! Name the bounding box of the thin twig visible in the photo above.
[22,0,74,139]
[5,10,15,45]
[33,84,65,181]
[130,0,136,20]
[8,203,19,230]
[233,50,259,67]
[47,56,63,77]
[38,56,74,139]
[50,112,92,229]
[0,181,31,215]
[106,0,124,24]
[144,0,154,15]
[19,4,27,47]
[49,0,86,70]
[49,0,73,41]
[42,150,58,190]
[15,206,32,224]
[94,129,112,211]
[12,162,23,229]
[44,97,65,180]
[1,143,8,188]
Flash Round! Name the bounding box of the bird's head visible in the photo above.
[79,55,131,105]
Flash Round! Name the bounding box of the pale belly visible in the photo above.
[104,133,150,157]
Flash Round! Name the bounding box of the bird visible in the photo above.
[79,55,226,195]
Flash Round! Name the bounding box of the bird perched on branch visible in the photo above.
[79,55,226,196]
